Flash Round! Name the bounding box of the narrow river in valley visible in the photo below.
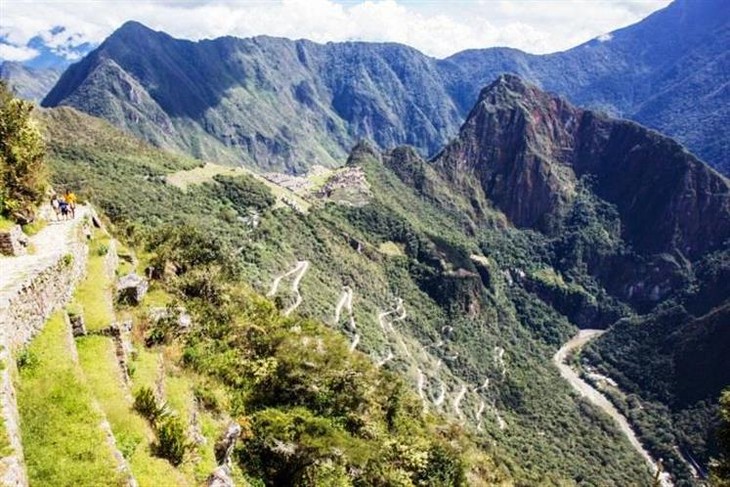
[554,330,673,487]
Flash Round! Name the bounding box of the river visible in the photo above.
[554,329,673,487]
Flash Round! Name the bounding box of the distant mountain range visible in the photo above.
[0,62,62,102]
[38,0,729,175]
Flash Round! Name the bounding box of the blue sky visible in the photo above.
[0,0,671,65]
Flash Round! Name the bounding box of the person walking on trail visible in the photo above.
[50,194,61,221]
[64,190,77,218]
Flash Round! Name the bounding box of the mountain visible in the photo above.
[443,0,730,175]
[42,21,462,173]
[42,0,730,174]
[0,61,62,102]
[424,75,730,480]
[39,73,730,484]
[433,74,730,260]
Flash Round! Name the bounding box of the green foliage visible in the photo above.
[0,81,47,222]
[155,416,189,466]
[16,348,38,370]
[213,174,276,212]
[133,386,190,466]
[133,386,167,425]
[711,389,730,485]
[96,243,109,256]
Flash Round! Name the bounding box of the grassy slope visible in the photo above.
[16,312,125,486]
[75,336,189,487]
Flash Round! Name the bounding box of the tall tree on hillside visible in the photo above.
[712,389,730,485]
[0,80,47,222]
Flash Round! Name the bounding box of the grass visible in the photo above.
[21,219,47,237]
[378,241,405,256]
[73,234,114,332]
[165,163,243,190]
[15,312,125,486]
[76,336,189,487]
[0,216,16,231]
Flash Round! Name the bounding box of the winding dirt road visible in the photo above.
[267,260,309,316]
[555,330,672,487]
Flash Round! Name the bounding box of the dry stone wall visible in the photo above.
[0,229,88,487]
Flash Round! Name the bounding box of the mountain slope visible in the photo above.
[0,61,61,102]
[40,72,730,483]
[43,22,461,173]
[443,0,730,174]
[42,0,729,174]
[38,104,663,484]
[432,75,730,260]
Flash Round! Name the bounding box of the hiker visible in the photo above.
[58,199,70,220]
[64,190,77,218]
[50,194,61,221]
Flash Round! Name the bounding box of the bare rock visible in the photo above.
[0,225,29,256]
[117,273,148,305]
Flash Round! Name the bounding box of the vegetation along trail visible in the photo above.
[554,330,673,487]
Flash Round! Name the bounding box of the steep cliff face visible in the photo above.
[432,75,730,260]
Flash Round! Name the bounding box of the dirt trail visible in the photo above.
[453,385,467,419]
[0,206,89,300]
[333,286,359,352]
[267,260,309,316]
[555,330,672,487]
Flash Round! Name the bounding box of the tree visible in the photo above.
[711,388,730,485]
[0,81,47,222]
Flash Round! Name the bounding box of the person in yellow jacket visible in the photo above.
[63,189,77,218]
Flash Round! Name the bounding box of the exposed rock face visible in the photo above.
[0,225,29,256]
[433,75,730,259]
[117,273,149,305]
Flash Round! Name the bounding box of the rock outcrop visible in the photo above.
[117,273,148,305]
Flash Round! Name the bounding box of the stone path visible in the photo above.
[0,206,88,307]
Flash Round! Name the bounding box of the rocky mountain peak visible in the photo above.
[433,75,730,258]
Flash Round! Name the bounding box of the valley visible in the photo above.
[1,1,729,485]
[554,330,673,486]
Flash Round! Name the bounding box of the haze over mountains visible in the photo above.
[39,0,729,175]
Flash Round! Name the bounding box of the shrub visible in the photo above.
[16,348,37,370]
[96,243,109,256]
[133,386,167,425]
[154,416,188,466]
[0,81,48,223]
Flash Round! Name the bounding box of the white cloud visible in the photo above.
[0,0,672,62]
[0,42,38,61]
